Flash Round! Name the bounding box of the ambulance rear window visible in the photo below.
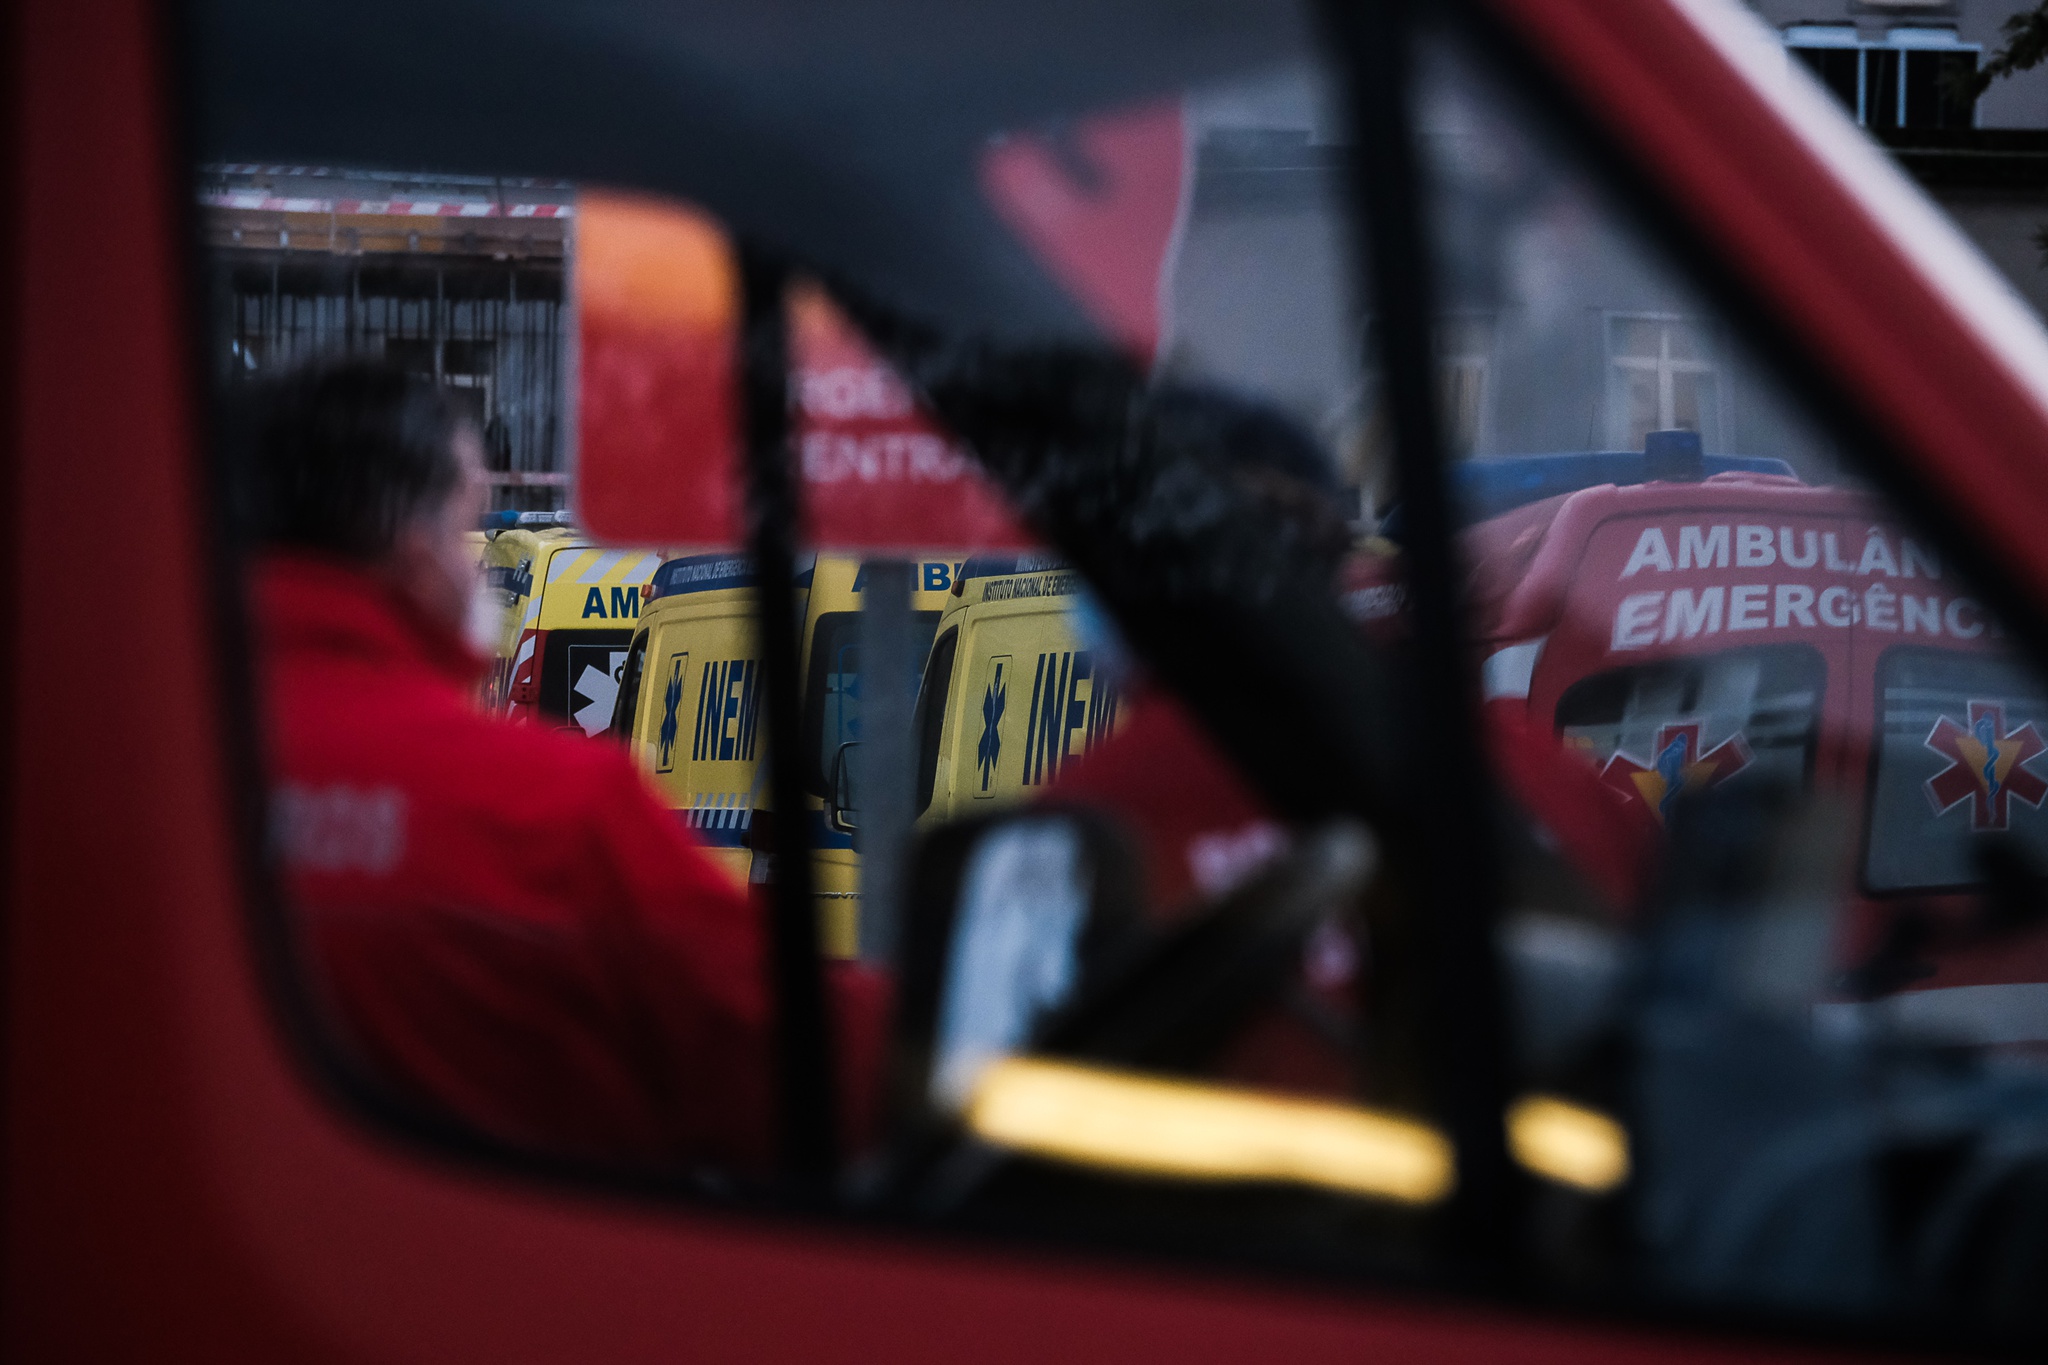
[536,629,637,736]
[609,632,648,742]
[802,610,943,798]
[1554,646,1824,823]
[914,628,959,816]
[1866,649,2048,893]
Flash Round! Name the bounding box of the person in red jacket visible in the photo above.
[240,360,881,1179]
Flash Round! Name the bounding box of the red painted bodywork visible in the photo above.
[7,0,2039,1361]
[1465,477,1979,668]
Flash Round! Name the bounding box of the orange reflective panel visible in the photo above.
[575,190,743,545]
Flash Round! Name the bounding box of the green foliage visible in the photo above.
[1976,5,2048,272]
[1967,4,2048,98]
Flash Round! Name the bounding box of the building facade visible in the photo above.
[197,12,2048,519]
[1754,1,2048,319]
[202,167,571,512]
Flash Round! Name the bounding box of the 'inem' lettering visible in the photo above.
[1020,650,1121,786]
[690,659,761,763]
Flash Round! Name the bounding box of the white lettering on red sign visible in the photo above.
[1607,522,1969,651]
[1620,524,1940,581]
[1612,584,1983,650]
[800,431,974,485]
[800,365,915,422]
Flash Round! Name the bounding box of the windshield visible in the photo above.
[802,609,941,798]
[913,627,960,817]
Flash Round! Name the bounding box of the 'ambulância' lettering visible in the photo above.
[1620,525,1940,581]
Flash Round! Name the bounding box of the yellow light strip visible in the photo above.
[965,1057,1456,1205]
[1506,1095,1631,1193]
[965,1059,1632,1202]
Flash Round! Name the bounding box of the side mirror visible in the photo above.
[878,813,1371,1212]
[828,740,863,834]
[890,810,1149,1128]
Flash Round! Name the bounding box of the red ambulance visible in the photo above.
[1373,440,2048,1034]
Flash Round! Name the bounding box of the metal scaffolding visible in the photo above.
[202,167,573,512]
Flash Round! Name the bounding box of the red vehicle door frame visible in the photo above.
[10,0,2047,1363]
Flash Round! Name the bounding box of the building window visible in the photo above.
[1605,315,1720,452]
[1435,315,1493,458]
[1784,25,1979,130]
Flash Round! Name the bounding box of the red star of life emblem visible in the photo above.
[1924,700,2047,832]
[1597,722,1752,826]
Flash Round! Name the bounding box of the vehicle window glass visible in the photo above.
[1868,647,2048,892]
[1415,19,2048,1334]
[610,631,648,742]
[913,627,958,816]
[801,609,941,798]
[193,0,1435,1285]
[1555,646,1825,819]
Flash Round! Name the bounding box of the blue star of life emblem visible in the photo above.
[657,656,685,769]
[977,662,1006,792]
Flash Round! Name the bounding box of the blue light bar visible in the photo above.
[1379,432,1798,536]
[479,509,574,531]
[1449,451,1795,526]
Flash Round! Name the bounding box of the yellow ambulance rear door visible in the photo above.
[917,556,1124,825]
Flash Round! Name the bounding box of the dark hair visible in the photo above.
[232,358,473,560]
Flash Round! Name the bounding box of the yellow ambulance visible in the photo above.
[912,553,1128,826]
[799,555,958,946]
[477,526,561,708]
[479,525,663,733]
[610,552,768,891]
[612,551,960,953]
